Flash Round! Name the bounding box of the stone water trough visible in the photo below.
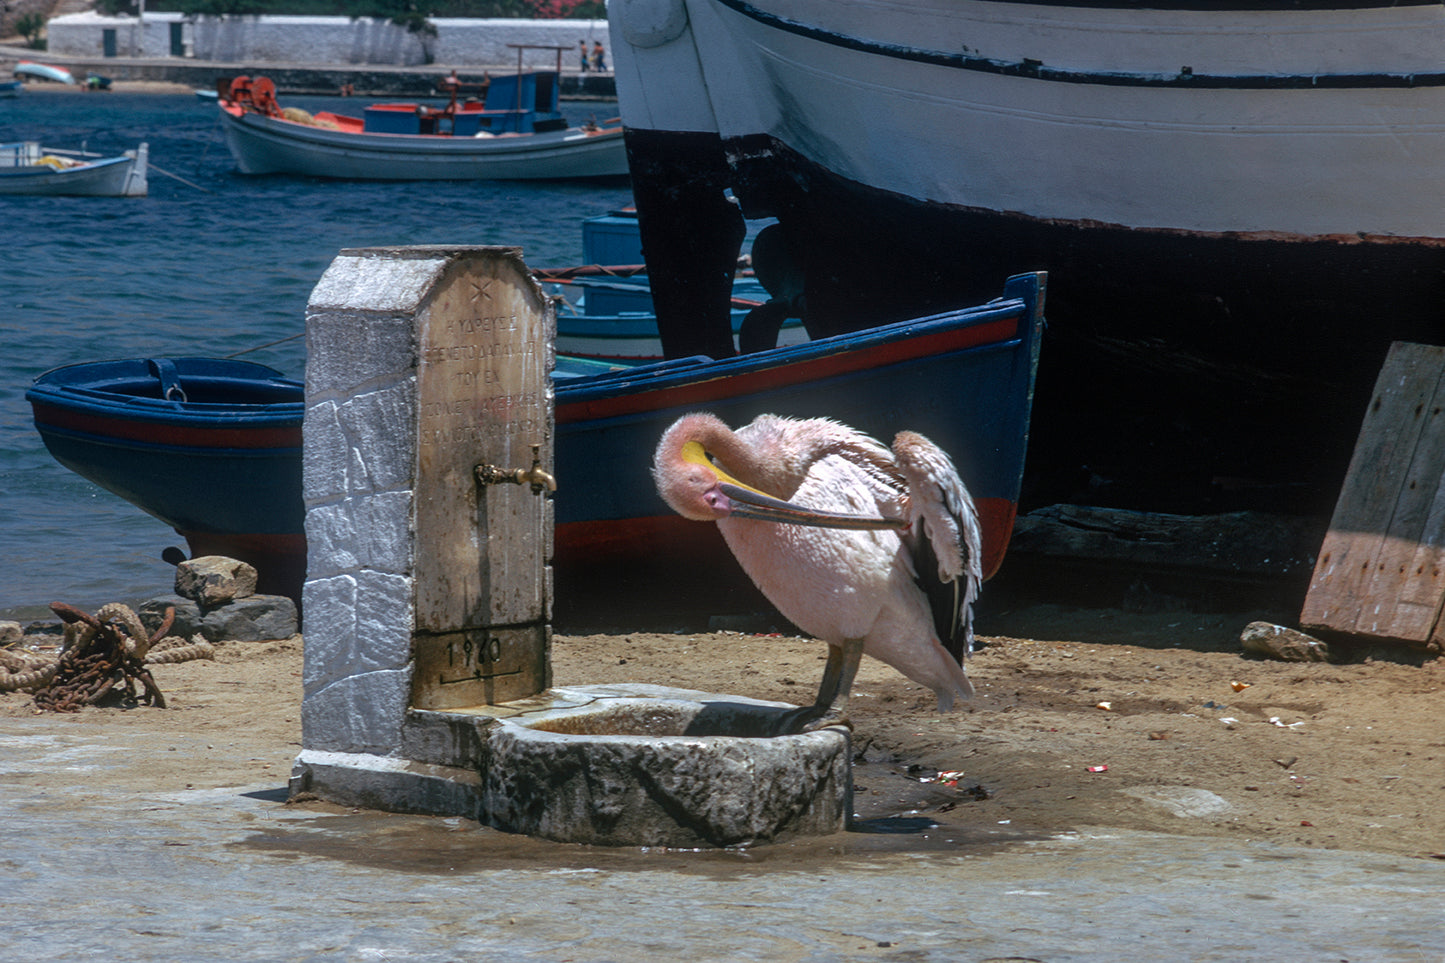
[290,247,851,848]
[477,685,850,847]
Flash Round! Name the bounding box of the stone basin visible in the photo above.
[479,684,852,848]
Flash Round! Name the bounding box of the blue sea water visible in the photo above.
[0,89,632,618]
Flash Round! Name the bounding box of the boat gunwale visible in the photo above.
[26,358,305,432]
[555,281,1037,413]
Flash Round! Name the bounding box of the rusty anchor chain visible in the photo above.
[0,601,215,713]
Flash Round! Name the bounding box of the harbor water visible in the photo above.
[0,89,633,618]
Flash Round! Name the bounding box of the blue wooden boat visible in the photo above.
[27,273,1044,607]
[13,61,74,85]
[546,271,810,361]
[545,210,808,361]
[26,358,306,598]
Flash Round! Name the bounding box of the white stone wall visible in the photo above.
[45,13,610,68]
[300,252,442,756]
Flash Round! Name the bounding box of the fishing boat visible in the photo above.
[13,61,74,85]
[0,141,148,197]
[27,273,1044,609]
[544,269,801,361]
[543,209,807,361]
[26,359,306,599]
[215,48,627,180]
[606,0,1445,515]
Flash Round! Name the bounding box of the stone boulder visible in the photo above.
[175,556,258,609]
[1240,621,1334,662]
[141,593,297,643]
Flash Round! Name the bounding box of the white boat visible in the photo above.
[216,64,628,181]
[0,142,148,197]
[13,61,75,85]
[606,0,1445,511]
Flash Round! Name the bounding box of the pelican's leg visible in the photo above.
[773,638,865,735]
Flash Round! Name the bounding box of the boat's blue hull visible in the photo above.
[28,273,1044,606]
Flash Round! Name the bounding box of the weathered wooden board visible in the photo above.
[1301,341,1445,647]
[411,250,555,708]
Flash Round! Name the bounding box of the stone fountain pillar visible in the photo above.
[289,245,850,846]
[290,246,554,815]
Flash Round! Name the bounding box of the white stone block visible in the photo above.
[354,570,414,670]
[301,574,357,689]
[350,491,414,574]
[308,253,447,315]
[304,314,417,396]
[301,668,413,755]
[338,383,416,492]
[302,399,350,503]
[303,501,360,576]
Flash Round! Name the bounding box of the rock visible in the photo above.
[1240,621,1334,662]
[0,621,22,646]
[139,596,204,640]
[200,594,297,642]
[175,556,258,609]
[141,594,296,643]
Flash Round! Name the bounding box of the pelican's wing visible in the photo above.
[893,432,982,663]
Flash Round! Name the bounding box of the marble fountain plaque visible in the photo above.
[410,251,552,709]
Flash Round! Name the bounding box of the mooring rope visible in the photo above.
[0,602,215,711]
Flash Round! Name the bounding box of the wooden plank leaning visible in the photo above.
[1300,341,1445,648]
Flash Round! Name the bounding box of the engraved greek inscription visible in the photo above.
[467,277,494,305]
[422,339,536,366]
[443,314,517,337]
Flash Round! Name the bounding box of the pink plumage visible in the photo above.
[653,412,981,731]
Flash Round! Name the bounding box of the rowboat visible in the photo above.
[27,273,1044,609]
[544,210,807,361]
[215,51,627,181]
[26,359,306,599]
[607,0,1445,514]
[0,141,148,197]
[546,270,799,361]
[13,61,74,84]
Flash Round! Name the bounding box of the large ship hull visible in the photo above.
[608,0,1445,512]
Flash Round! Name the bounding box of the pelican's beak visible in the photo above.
[682,441,906,531]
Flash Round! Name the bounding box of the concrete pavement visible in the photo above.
[2,712,1440,962]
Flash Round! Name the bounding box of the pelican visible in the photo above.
[652,412,981,733]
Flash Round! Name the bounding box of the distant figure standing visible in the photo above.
[579,40,590,72]
[591,41,607,72]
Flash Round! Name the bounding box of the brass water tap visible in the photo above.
[476,444,556,494]
[517,444,557,494]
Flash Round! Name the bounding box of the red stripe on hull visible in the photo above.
[32,403,301,450]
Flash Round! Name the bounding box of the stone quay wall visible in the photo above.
[45,14,610,72]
